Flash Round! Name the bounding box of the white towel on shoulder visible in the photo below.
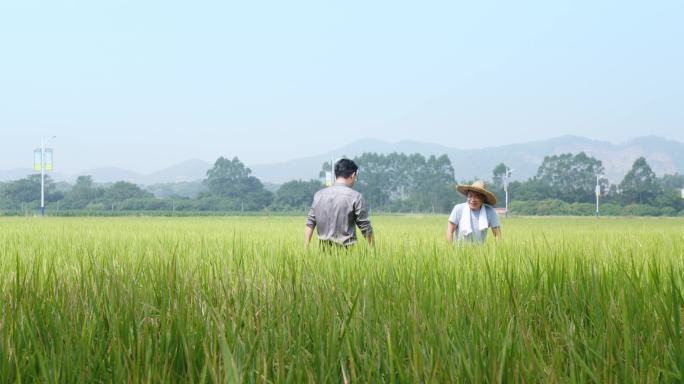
[459,205,489,240]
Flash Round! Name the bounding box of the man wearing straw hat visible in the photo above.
[447,180,501,243]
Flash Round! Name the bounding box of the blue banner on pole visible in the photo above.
[33,149,42,171]
[44,149,53,171]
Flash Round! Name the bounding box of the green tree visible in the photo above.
[619,157,658,204]
[202,156,273,210]
[409,154,456,212]
[319,161,333,179]
[491,163,508,191]
[535,152,606,203]
[653,173,684,212]
[145,181,206,199]
[352,153,398,209]
[0,175,63,209]
[508,179,551,202]
[61,176,104,209]
[653,189,682,211]
[103,181,153,202]
[205,157,252,195]
[327,152,456,213]
[272,180,323,211]
[659,173,684,190]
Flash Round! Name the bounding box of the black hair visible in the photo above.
[334,158,358,178]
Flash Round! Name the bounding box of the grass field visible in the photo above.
[1,216,684,382]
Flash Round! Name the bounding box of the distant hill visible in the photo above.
[249,135,684,183]
[146,159,212,184]
[2,136,683,185]
[79,167,145,184]
[248,139,456,184]
[0,168,40,181]
[0,168,72,183]
[0,162,212,185]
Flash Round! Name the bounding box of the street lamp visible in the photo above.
[595,174,603,218]
[503,168,514,218]
[38,136,56,216]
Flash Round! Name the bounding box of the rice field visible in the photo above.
[1,215,684,383]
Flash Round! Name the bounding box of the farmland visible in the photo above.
[1,216,684,382]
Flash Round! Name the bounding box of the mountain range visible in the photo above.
[250,135,684,184]
[2,135,683,185]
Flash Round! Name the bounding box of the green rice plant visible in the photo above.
[0,216,683,382]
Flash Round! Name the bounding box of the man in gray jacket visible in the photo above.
[305,158,374,249]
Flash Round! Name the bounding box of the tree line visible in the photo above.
[0,157,321,214]
[1,152,683,216]
[495,154,684,216]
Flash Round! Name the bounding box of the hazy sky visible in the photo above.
[1,0,682,174]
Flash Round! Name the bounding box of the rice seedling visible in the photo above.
[0,216,683,382]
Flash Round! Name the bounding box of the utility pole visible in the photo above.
[595,174,601,218]
[503,168,514,218]
[40,137,45,216]
[324,156,335,187]
[36,136,56,216]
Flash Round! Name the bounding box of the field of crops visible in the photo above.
[1,216,684,382]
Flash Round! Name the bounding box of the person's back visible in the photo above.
[307,183,372,246]
[304,159,373,248]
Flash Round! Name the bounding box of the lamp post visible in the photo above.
[503,168,514,218]
[595,174,603,218]
[325,156,336,187]
[39,136,56,216]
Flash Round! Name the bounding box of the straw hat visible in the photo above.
[457,180,497,205]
